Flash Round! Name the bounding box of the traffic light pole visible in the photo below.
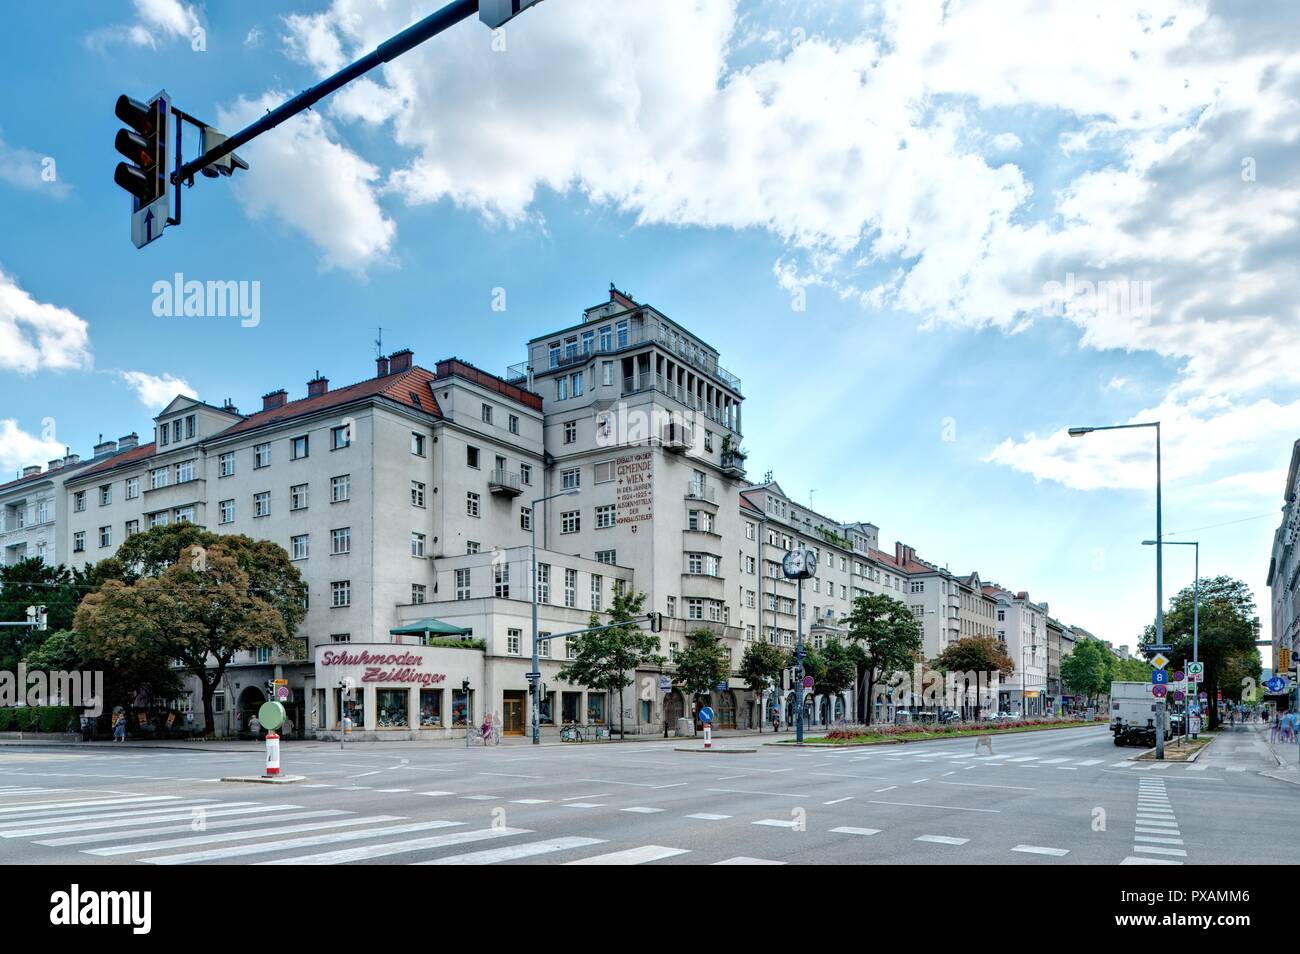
[173,0,476,185]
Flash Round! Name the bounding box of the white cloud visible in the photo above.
[87,0,201,49]
[245,27,264,49]
[0,268,91,373]
[216,91,395,272]
[0,134,68,197]
[119,370,195,410]
[0,420,65,477]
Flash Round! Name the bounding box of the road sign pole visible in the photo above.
[795,576,804,744]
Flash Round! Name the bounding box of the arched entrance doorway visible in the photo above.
[236,686,266,739]
[663,689,684,729]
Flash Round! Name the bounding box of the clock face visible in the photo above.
[782,549,817,579]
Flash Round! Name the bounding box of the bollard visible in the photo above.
[265,730,281,777]
[703,725,712,749]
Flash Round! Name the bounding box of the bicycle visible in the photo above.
[560,724,584,743]
[465,716,502,747]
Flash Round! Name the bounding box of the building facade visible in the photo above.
[1268,440,1300,684]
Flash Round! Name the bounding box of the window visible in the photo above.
[149,467,169,490]
[561,468,580,489]
[520,507,532,531]
[411,584,426,604]
[254,443,270,468]
[570,372,583,397]
[564,568,577,608]
[219,499,235,524]
[481,403,493,424]
[592,461,614,484]
[254,492,270,517]
[520,463,532,485]
[669,641,680,661]
[548,343,560,368]
[555,377,568,401]
[595,504,615,529]
[73,531,85,553]
[704,430,713,453]
[331,426,350,450]
[667,595,677,617]
[411,532,426,558]
[561,510,580,534]
[494,562,510,598]
[595,549,616,565]
[331,474,351,503]
[687,598,704,620]
[411,481,426,507]
[581,330,594,354]
[745,589,756,608]
[218,452,235,477]
[911,580,924,593]
[507,629,522,655]
[99,525,111,548]
[508,414,519,435]
[159,424,168,447]
[411,432,426,456]
[466,446,480,469]
[539,635,552,659]
[536,563,550,603]
[291,534,309,560]
[688,509,714,532]
[591,574,603,612]
[331,581,351,607]
[455,568,471,600]
[602,360,613,386]
[745,522,755,540]
[599,325,612,351]
[99,484,112,506]
[564,420,577,444]
[291,435,309,460]
[149,511,168,528]
[466,492,480,517]
[331,527,351,555]
[73,491,85,512]
[466,541,480,554]
[125,519,139,538]
[616,319,629,347]
[290,484,308,510]
[125,477,139,500]
[745,555,756,574]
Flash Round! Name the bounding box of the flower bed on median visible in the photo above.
[787,717,1107,746]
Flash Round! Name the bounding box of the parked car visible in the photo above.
[937,709,963,724]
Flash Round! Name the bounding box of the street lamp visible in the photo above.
[1145,538,1199,741]
[529,488,579,744]
[1072,421,1164,756]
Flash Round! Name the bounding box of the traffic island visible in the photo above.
[1134,736,1212,761]
[220,774,308,784]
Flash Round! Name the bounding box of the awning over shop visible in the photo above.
[389,618,473,638]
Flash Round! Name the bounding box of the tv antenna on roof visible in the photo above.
[374,327,383,357]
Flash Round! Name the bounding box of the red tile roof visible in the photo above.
[67,442,159,482]
[0,468,55,493]
[217,366,442,439]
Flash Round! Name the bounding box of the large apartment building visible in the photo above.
[1268,439,1300,682]
[5,285,1099,736]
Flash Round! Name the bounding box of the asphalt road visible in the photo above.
[0,724,1294,865]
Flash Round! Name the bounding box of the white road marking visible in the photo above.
[686,813,731,820]
[418,791,456,797]
[1121,856,1182,865]
[1011,845,1069,856]
[412,836,605,865]
[830,827,880,836]
[142,820,460,865]
[564,845,689,865]
[1132,845,1187,857]
[713,856,785,865]
[562,803,605,809]
[621,807,664,814]
[870,800,998,813]
[37,810,350,846]
[1134,835,1185,845]
[86,815,412,856]
[753,819,799,828]
[0,795,181,815]
[915,835,969,845]
[823,797,854,805]
[510,799,551,805]
[1135,826,1181,835]
[7,803,291,838]
[260,826,530,865]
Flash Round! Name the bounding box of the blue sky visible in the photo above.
[3,0,1299,647]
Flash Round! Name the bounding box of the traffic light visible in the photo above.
[646,612,662,633]
[36,606,47,631]
[114,91,171,248]
[479,0,545,28]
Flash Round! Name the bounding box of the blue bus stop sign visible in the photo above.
[699,706,714,724]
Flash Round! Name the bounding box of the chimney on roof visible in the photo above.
[221,399,239,415]
[262,389,288,411]
[307,372,329,397]
[93,437,118,458]
[118,432,139,450]
[389,349,413,373]
[22,465,40,477]
[48,458,63,471]
[63,453,80,466]
[376,355,391,377]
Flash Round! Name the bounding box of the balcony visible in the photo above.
[720,450,747,478]
[686,481,717,504]
[488,468,523,497]
[661,422,693,454]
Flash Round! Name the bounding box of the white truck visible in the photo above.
[1110,680,1167,747]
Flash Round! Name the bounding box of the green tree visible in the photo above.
[75,541,304,736]
[555,589,663,738]
[739,640,787,732]
[675,629,731,733]
[931,636,1015,719]
[1060,638,1110,705]
[813,638,857,721]
[1140,575,1260,730]
[0,558,83,669]
[844,593,923,725]
[23,629,181,727]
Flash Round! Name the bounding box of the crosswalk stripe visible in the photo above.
[1185,765,1208,771]
[916,835,969,845]
[621,807,664,814]
[0,795,182,816]
[1133,845,1187,857]
[1121,855,1182,865]
[0,799,222,830]
[830,827,880,836]
[562,803,605,809]
[753,819,798,828]
[4,803,279,837]
[686,813,730,820]
[712,856,786,865]
[1038,758,1069,764]
[411,836,606,865]
[87,815,410,857]
[1011,845,1069,856]
[1076,759,1103,766]
[1005,757,1039,763]
[1134,819,1179,828]
[1134,835,1184,845]
[259,826,531,865]
[140,820,459,865]
[510,799,551,805]
[564,845,690,865]
[1111,761,1133,767]
[1135,826,1181,836]
[36,810,351,846]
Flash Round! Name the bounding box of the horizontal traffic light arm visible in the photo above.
[174,0,476,184]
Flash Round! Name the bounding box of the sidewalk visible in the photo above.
[1247,721,1300,785]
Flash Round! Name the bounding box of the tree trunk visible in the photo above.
[864,670,876,727]
[199,675,217,737]
[618,685,625,741]
[856,663,868,723]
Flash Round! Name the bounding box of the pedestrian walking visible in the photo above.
[112,710,126,742]
[1271,711,1280,742]
[249,714,262,739]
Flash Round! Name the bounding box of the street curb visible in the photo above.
[220,774,308,784]
[1131,735,1213,762]
[672,746,756,754]
[763,721,1107,749]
